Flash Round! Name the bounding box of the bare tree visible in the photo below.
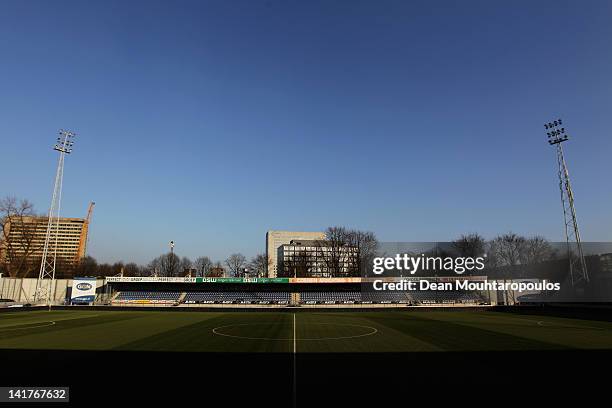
[250,253,269,277]
[488,233,526,267]
[147,257,162,276]
[453,233,486,258]
[194,256,213,277]
[111,262,125,276]
[97,263,114,277]
[179,256,193,276]
[159,252,181,276]
[0,197,43,278]
[123,262,141,276]
[317,226,352,277]
[346,229,378,276]
[225,253,246,277]
[146,253,182,277]
[69,255,149,277]
[521,236,553,265]
[74,256,98,276]
[316,226,372,277]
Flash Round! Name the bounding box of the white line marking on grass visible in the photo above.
[0,314,101,332]
[293,314,297,408]
[211,322,378,341]
[293,314,297,352]
[0,321,56,331]
[506,317,606,331]
[477,313,607,331]
[533,319,606,330]
[46,314,100,322]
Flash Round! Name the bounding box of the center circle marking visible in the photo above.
[212,322,378,341]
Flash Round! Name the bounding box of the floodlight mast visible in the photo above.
[35,130,76,308]
[544,119,588,286]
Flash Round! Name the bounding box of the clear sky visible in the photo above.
[1,0,611,265]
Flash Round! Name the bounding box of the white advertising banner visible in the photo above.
[71,277,97,304]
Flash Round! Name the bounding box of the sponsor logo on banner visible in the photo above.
[76,283,93,291]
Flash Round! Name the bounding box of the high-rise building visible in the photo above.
[1,216,90,269]
[266,230,326,277]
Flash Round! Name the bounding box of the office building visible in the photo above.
[266,230,326,278]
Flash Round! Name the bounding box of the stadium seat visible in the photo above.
[113,291,181,304]
[183,291,290,304]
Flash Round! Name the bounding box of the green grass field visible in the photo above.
[1,309,611,352]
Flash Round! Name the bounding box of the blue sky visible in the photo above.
[1,0,611,264]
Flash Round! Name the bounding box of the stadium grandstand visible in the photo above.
[104,276,489,306]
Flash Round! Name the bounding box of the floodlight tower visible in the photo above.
[35,130,76,306]
[544,119,588,286]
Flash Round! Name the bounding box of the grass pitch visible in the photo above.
[1,309,611,352]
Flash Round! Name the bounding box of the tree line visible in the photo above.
[452,232,558,267]
[1,195,563,279]
[69,252,268,278]
[280,230,562,278]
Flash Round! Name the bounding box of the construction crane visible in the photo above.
[76,201,95,262]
